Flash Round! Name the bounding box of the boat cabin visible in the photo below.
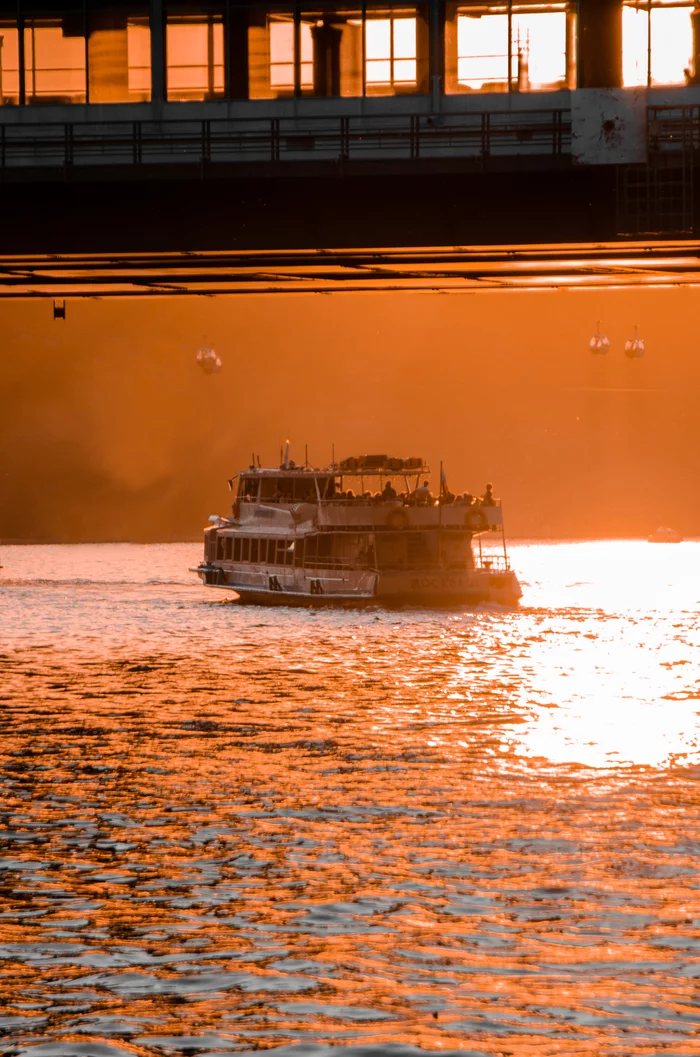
[236,455,432,505]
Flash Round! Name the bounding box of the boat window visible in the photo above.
[285,542,294,565]
[260,478,280,499]
[305,535,317,563]
[216,535,225,560]
[250,539,259,563]
[276,539,287,563]
[242,538,250,561]
[239,476,259,498]
[234,537,241,561]
[224,537,232,560]
[293,479,315,502]
[318,534,333,558]
[265,539,275,563]
[294,539,305,567]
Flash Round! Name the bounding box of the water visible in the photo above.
[1,540,700,1057]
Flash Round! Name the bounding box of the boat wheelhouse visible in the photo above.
[192,454,521,606]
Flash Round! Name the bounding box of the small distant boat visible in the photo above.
[648,526,682,543]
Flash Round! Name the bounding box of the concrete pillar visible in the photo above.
[88,12,129,103]
[227,3,249,98]
[149,0,165,103]
[690,6,700,84]
[565,5,577,88]
[577,0,623,89]
[428,0,443,101]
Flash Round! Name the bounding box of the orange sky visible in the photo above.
[2,286,699,541]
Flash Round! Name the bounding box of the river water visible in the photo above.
[1,540,700,1057]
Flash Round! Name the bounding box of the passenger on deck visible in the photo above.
[381,480,397,501]
[482,483,495,506]
[412,480,433,504]
[345,489,355,502]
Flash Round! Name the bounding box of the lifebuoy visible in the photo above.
[386,507,409,530]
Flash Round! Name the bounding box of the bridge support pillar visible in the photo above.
[149,0,165,104]
[578,0,623,88]
[227,4,250,98]
[429,0,444,107]
[690,5,700,84]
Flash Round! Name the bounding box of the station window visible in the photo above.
[250,4,424,97]
[446,1,570,93]
[24,14,87,104]
[167,11,224,100]
[87,5,151,103]
[365,15,417,90]
[0,21,20,104]
[249,7,312,97]
[270,17,313,89]
[623,0,693,87]
[511,5,567,89]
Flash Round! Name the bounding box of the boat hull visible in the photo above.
[192,564,522,608]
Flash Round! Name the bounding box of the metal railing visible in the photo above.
[476,555,511,572]
[0,108,571,171]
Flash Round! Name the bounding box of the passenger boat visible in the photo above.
[191,453,522,606]
[648,526,682,543]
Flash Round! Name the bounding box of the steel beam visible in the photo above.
[1,241,700,298]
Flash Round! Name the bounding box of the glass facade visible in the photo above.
[445,1,571,93]
[24,13,87,103]
[623,0,693,88]
[0,0,694,105]
[365,7,428,95]
[0,20,20,103]
[166,8,224,100]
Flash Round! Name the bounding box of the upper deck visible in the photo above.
[229,457,504,534]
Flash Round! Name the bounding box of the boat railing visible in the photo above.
[240,496,502,509]
[476,555,511,572]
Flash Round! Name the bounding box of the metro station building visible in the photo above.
[1,1,699,245]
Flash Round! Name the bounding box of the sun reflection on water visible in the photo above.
[1,540,700,1054]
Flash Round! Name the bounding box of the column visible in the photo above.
[690,5,700,84]
[577,0,623,88]
[227,0,249,98]
[150,0,165,102]
[428,0,443,100]
[88,11,129,102]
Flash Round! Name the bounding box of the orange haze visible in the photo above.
[2,288,700,541]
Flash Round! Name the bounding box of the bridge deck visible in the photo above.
[2,241,700,298]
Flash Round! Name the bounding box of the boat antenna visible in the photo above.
[257,454,261,468]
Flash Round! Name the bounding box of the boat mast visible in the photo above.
[438,459,443,571]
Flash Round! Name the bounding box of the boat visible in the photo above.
[191,452,522,607]
[648,526,682,543]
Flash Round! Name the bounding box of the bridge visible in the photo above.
[1,0,699,262]
[4,241,700,299]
